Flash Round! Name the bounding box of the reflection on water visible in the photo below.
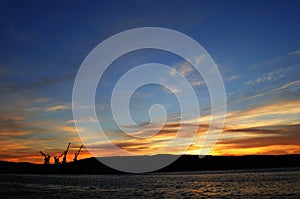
[1,168,300,198]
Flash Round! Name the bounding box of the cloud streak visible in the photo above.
[46,104,71,112]
[289,49,300,56]
[245,66,295,86]
[77,98,300,158]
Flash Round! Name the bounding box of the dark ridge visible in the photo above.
[158,154,300,172]
[1,154,300,174]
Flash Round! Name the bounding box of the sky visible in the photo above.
[1,0,300,163]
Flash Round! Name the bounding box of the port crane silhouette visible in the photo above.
[53,142,71,164]
[40,142,86,164]
[54,153,64,164]
[73,145,83,162]
[39,151,50,164]
[62,142,71,164]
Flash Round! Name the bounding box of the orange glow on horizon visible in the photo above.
[1,100,300,163]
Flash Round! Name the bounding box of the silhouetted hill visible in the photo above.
[1,154,300,174]
[159,154,300,172]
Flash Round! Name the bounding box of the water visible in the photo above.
[1,168,300,198]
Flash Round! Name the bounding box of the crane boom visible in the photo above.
[39,151,50,164]
[73,145,83,161]
[62,142,71,164]
[39,151,46,157]
[77,145,83,155]
[65,142,71,153]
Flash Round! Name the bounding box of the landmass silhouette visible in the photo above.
[1,154,300,174]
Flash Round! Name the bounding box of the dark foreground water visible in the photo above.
[1,168,300,198]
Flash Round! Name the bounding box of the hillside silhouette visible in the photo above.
[1,154,300,174]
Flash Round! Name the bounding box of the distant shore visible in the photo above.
[1,154,300,174]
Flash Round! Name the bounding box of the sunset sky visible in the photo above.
[1,0,300,163]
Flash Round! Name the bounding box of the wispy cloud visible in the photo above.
[46,104,71,112]
[178,63,193,77]
[224,75,237,81]
[272,79,300,92]
[191,80,205,86]
[246,66,295,85]
[213,123,300,155]
[81,97,300,157]
[226,99,300,128]
[237,79,300,103]
[162,86,180,94]
[289,49,300,56]
[170,61,194,77]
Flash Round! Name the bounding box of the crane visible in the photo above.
[54,153,63,165]
[73,145,83,162]
[39,151,50,164]
[62,142,71,164]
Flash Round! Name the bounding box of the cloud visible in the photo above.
[289,49,300,56]
[46,104,71,111]
[0,96,87,163]
[217,125,300,149]
[211,100,300,155]
[0,114,48,137]
[211,115,300,155]
[226,99,300,128]
[35,97,51,103]
[238,79,300,103]
[190,75,236,87]
[162,86,180,94]
[171,61,194,77]
[224,75,237,81]
[246,66,295,86]
[272,79,300,92]
[191,80,205,86]
[178,63,193,77]
[60,125,78,134]
[0,69,75,95]
[65,120,77,124]
[91,98,300,156]
[223,127,282,135]
[0,131,33,137]
[82,117,210,156]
